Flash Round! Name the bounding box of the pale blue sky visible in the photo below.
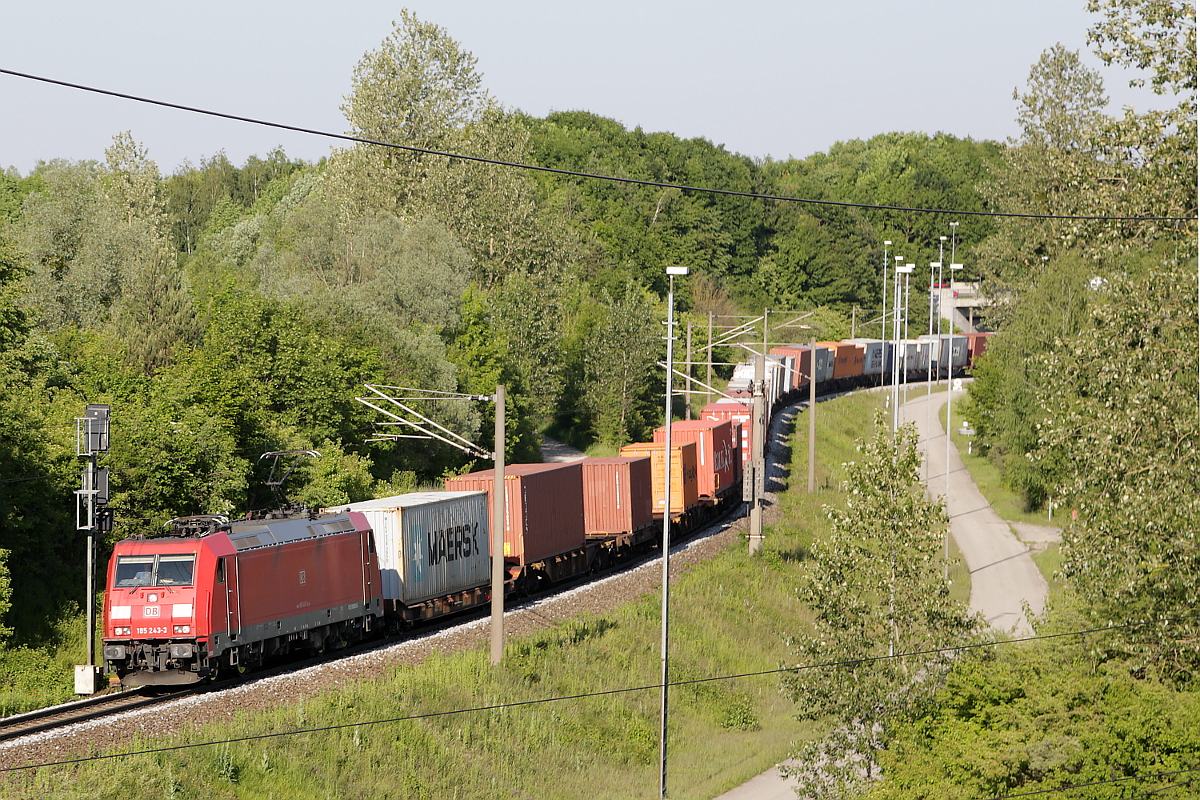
[0,1,1175,176]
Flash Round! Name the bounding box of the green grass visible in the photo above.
[3,390,942,800]
[0,612,93,717]
[941,399,1056,528]
[1032,542,1063,588]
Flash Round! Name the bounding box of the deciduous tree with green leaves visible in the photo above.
[583,280,662,447]
[782,416,974,799]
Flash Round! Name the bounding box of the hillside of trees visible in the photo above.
[0,1,1196,795]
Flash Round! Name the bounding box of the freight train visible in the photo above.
[101,333,991,687]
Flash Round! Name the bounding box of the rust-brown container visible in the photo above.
[818,341,866,381]
[652,420,737,498]
[770,346,812,390]
[618,441,699,514]
[444,463,585,565]
[578,457,654,536]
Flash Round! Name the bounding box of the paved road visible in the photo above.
[713,387,1048,799]
[901,387,1047,634]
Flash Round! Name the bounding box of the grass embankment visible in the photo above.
[0,615,92,717]
[7,392,888,800]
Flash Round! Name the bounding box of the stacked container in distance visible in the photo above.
[652,419,738,498]
[700,399,752,469]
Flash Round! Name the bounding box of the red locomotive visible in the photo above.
[102,512,382,687]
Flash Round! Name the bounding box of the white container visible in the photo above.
[846,338,889,377]
[326,491,490,605]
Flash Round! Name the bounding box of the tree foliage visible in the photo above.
[783,417,974,799]
[582,280,663,447]
[1035,261,1200,680]
[870,605,1200,799]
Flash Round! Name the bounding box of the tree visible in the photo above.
[974,46,1122,302]
[966,251,1096,509]
[782,416,974,799]
[1034,259,1200,680]
[15,136,197,373]
[331,13,576,289]
[582,281,662,446]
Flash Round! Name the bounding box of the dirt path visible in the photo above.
[540,435,587,463]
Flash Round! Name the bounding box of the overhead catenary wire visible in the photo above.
[987,769,1200,800]
[0,66,1192,224]
[5,614,1195,775]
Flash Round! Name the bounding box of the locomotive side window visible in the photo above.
[112,554,196,587]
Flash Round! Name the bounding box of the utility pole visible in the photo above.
[490,385,505,666]
[706,312,714,410]
[748,352,766,555]
[660,265,687,800]
[808,340,817,493]
[75,404,111,695]
[685,323,693,421]
[354,385,505,662]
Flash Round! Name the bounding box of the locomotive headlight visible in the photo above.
[173,625,191,634]
[114,626,132,636]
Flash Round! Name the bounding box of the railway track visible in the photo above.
[0,688,193,744]
[0,445,759,753]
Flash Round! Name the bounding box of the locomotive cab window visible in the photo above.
[113,554,196,587]
[157,555,195,586]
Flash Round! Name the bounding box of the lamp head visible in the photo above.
[666,266,689,276]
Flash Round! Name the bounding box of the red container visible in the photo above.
[818,341,866,381]
[701,399,753,468]
[578,457,654,536]
[619,441,699,514]
[445,463,585,565]
[652,420,738,498]
[769,346,810,391]
[967,332,996,368]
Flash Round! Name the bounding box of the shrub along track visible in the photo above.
[0,402,801,775]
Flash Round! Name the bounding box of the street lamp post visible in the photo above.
[944,261,965,575]
[882,240,892,352]
[892,262,914,431]
[660,265,687,800]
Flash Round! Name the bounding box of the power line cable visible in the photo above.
[986,768,1200,800]
[0,475,55,485]
[4,614,1191,774]
[0,67,1192,224]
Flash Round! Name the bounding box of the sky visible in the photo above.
[0,1,1177,177]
